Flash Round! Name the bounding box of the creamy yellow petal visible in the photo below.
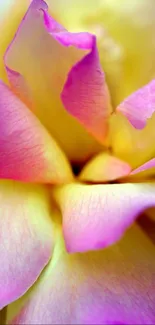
[0,0,29,82]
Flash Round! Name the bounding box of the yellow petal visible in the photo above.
[0,0,29,82]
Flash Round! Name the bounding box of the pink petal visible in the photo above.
[0,80,72,183]
[61,36,112,143]
[53,182,155,253]
[0,180,53,308]
[80,152,131,183]
[8,225,155,324]
[117,80,155,129]
[4,0,103,162]
[131,158,155,177]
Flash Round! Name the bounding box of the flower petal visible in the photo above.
[0,180,54,308]
[110,81,155,170]
[117,80,155,129]
[109,112,155,169]
[4,0,103,162]
[8,225,155,324]
[0,80,72,183]
[130,158,155,178]
[53,182,155,253]
[0,0,29,82]
[80,152,131,183]
[48,0,155,108]
[61,36,112,143]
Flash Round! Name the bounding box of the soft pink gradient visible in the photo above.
[9,226,155,325]
[0,80,72,183]
[117,80,155,129]
[80,153,131,182]
[61,37,112,143]
[53,183,155,253]
[4,0,103,162]
[1,0,155,323]
[131,158,155,176]
[43,8,112,143]
[0,181,53,308]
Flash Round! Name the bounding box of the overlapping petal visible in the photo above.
[80,152,131,183]
[61,37,112,143]
[130,158,155,179]
[109,79,155,168]
[47,0,155,107]
[8,225,155,324]
[53,182,155,253]
[0,80,72,183]
[4,0,105,162]
[110,112,155,168]
[0,180,54,308]
[117,80,155,129]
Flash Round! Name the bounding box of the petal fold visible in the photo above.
[117,80,155,129]
[4,0,103,162]
[109,112,155,169]
[47,0,155,108]
[61,36,112,143]
[53,182,155,253]
[8,225,155,325]
[0,180,53,308]
[80,152,131,183]
[0,80,72,183]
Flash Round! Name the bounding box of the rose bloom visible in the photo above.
[0,0,155,324]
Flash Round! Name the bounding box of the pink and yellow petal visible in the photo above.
[4,0,104,162]
[80,152,131,183]
[61,36,112,143]
[8,225,155,324]
[0,180,54,308]
[117,80,155,129]
[0,80,72,183]
[47,0,155,108]
[53,182,155,253]
[81,0,155,107]
[109,112,155,169]
[111,80,155,170]
[129,158,155,179]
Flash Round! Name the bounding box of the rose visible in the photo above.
[0,0,155,324]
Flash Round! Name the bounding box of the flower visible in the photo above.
[0,0,155,324]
